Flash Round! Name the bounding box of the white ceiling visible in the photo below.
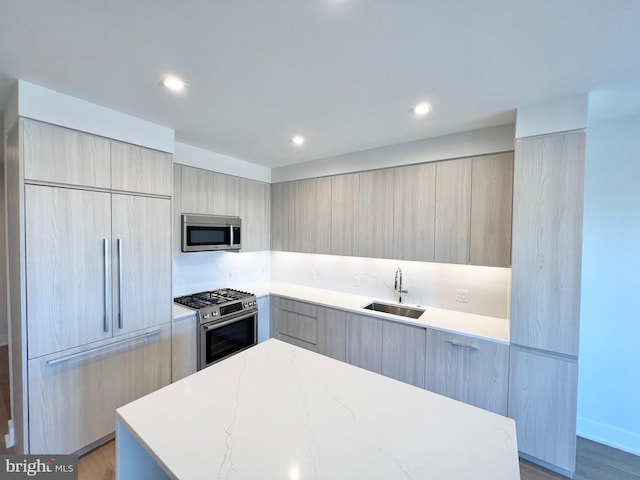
[1,0,639,168]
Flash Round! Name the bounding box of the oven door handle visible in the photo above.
[203,312,256,331]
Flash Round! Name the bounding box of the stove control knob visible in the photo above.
[202,313,210,319]
[213,312,218,316]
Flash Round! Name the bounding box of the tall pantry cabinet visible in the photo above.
[6,118,172,454]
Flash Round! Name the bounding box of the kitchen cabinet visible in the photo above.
[25,185,171,358]
[111,140,172,196]
[508,346,578,473]
[346,313,383,374]
[382,321,426,388]
[425,329,508,415]
[435,158,472,264]
[469,152,513,267]
[330,173,359,256]
[511,132,585,356]
[271,297,318,351]
[28,323,171,454]
[295,177,332,254]
[22,118,111,188]
[270,182,296,251]
[357,169,395,258]
[239,178,271,251]
[180,165,239,216]
[316,307,347,362]
[172,312,198,382]
[392,163,436,261]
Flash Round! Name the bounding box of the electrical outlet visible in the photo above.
[311,270,318,280]
[455,289,469,303]
[354,276,360,286]
[228,271,235,281]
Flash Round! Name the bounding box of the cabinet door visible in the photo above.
[271,182,295,251]
[357,169,395,258]
[22,118,111,189]
[181,165,214,214]
[470,153,513,267]
[295,177,332,254]
[508,347,578,473]
[331,173,359,256]
[277,299,317,348]
[111,141,172,196]
[316,307,347,362]
[511,132,585,356]
[112,195,171,335]
[211,171,239,216]
[239,178,271,251]
[393,163,436,261]
[435,158,472,264]
[25,185,112,358]
[382,321,426,388]
[172,313,198,382]
[426,329,509,415]
[346,314,383,374]
[28,324,171,454]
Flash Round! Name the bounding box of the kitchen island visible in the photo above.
[117,339,520,479]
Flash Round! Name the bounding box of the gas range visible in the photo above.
[174,288,257,324]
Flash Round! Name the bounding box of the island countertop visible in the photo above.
[117,339,519,480]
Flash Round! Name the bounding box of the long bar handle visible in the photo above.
[445,340,478,351]
[103,239,110,333]
[47,329,162,366]
[118,238,123,329]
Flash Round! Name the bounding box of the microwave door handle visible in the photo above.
[230,224,234,245]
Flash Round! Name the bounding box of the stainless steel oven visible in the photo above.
[174,288,258,370]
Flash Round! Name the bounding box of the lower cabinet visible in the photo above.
[382,321,426,388]
[172,313,198,382]
[346,313,383,373]
[316,307,347,362]
[274,297,318,351]
[508,346,578,474]
[28,323,171,454]
[425,329,509,415]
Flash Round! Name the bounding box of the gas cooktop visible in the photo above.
[174,288,256,311]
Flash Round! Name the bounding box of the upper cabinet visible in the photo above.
[181,166,239,216]
[239,178,271,251]
[22,119,172,196]
[270,152,513,267]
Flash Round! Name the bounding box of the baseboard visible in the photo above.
[577,417,640,456]
[0,334,7,347]
[519,452,573,478]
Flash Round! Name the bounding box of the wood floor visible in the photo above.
[0,345,638,479]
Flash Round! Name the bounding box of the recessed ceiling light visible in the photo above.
[413,102,432,116]
[160,75,188,92]
[291,135,306,146]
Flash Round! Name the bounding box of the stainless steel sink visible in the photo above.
[363,302,425,319]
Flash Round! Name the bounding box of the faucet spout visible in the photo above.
[394,268,408,303]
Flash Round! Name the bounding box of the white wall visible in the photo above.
[271,252,510,319]
[577,115,640,455]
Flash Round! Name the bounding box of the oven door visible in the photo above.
[199,310,257,369]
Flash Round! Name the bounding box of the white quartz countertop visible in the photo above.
[172,303,196,321]
[117,339,519,480]
[230,281,509,343]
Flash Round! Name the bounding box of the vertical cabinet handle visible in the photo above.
[118,238,124,329]
[103,239,110,333]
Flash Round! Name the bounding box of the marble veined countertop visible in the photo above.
[117,339,519,480]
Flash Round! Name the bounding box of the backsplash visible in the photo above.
[271,252,511,319]
[173,250,271,297]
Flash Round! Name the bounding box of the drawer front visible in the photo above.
[279,310,317,345]
[278,298,317,318]
[426,329,509,415]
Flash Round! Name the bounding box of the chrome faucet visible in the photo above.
[394,268,408,303]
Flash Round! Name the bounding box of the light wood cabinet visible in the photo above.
[470,152,513,267]
[272,297,318,351]
[271,182,296,251]
[239,178,271,251]
[295,177,332,254]
[382,321,426,388]
[346,313,383,374]
[172,312,198,382]
[508,347,578,473]
[316,307,347,362]
[25,185,112,358]
[28,324,171,454]
[435,158,472,264]
[331,173,359,256]
[392,163,436,261]
[180,166,239,216]
[511,132,585,356]
[357,169,395,258]
[22,118,111,189]
[425,329,509,415]
[111,141,172,196]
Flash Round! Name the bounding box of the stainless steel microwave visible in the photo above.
[181,214,241,252]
